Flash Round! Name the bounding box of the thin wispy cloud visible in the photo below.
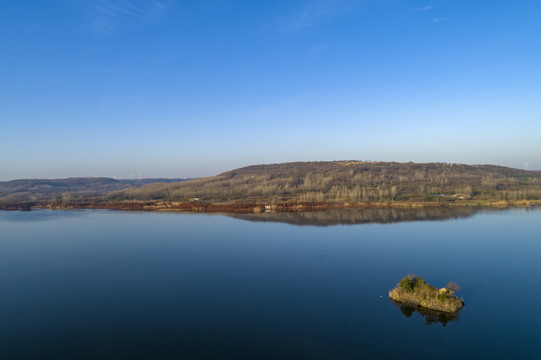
[431,17,445,23]
[271,0,359,35]
[88,0,167,34]
[414,6,432,12]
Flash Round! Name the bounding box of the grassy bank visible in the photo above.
[2,199,540,213]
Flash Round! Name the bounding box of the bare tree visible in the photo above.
[446,282,460,292]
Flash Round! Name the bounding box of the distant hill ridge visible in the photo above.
[3,161,541,205]
[0,177,191,202]
[109,161,541,203]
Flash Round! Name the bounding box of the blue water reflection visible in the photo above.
[0,208,539,359]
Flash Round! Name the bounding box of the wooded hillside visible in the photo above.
[108,161,541,204]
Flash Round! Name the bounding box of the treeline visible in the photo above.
[107,161,541,203]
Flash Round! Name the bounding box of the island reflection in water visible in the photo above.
[227,207,503,226]
[390,299,459,327]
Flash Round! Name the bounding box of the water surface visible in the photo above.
[1,208,540,359]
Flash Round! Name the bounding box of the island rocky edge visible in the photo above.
[389,274,464,314]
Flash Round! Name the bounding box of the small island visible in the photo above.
[389,274,464,313]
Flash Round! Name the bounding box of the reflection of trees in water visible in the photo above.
[390,299,459,327]
[229,207,492,226]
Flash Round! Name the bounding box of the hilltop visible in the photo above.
[108,161,541,205]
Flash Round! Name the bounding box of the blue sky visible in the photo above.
[1,0,540,180]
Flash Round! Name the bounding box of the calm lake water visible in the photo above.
[1,208,540,359]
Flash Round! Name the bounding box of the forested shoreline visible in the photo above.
[2,161,541,211]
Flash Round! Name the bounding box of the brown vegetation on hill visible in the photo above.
[108,161,541,204]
